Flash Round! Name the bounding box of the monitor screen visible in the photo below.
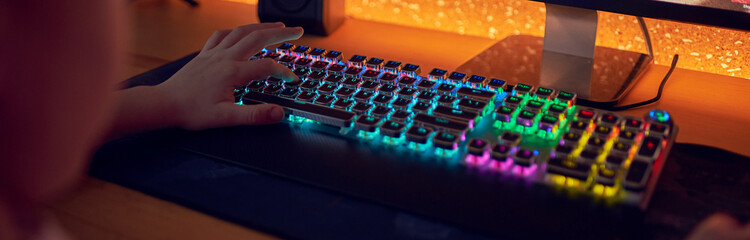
[534,0,750,31]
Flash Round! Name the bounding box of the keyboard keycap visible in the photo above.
[416,91,437,103]
[556,91,577,105]
[490,143,512,160]
[466,75,487,88]
[262,84,282,94]
[457,99,487,113]
[323,50,342,62]
[406,126,433,144]
[360,80,380,92]
[311,61,330,71]
[547,157,591,180]
[300,80,320,91]
[278,88,299,98]
[361,69,381,81]
[436,95,457,107]
[494,106,514,122]
[373,94,393,106]
[428,68,448,81]
[246,80,265,92]
[352,102,372,114]
[432,131,459,150]
[341,77,361,88]
[355,115,380,132]
[401,63,421,76]
[333,98,354,110]
[317,83,337,95]
[417,80,437,92]
[295,91,316,102]
[390,110,412,122]
[379,84,399,96]
[512,148,536,166]
[486,78,506,92]
[432,106,478,123]
[380,120,405,138]
[308,48,326,59]
[326,64,346,75]
[503,95,522,109]
[266,76,284,85]
[335,87,355,99]
[411,102,431,113]
[467,138,489,156]
[379,73,398,83]
[514,83,533,96]
[413,113,469,136]
[447,72,467,85]
[243,91,355,127]
[324,75,343,84]
[397,87,417,99]
[348,54,367,67]
[637,136,663,160]
[397,76,417,87]
[276,42,294,53]
[371,105,392,117]
[383,60,402,73]
[533,87,555,100]
[456,87,496,102]
[365,57,384,69]
[624,159,652,191]
[392,98,411,110]
[436,83,456,95]
[313,95,335,106]
[344,67,363,78]
[516,110,536,127]
[353,91,374,102]
[305,71,326,82]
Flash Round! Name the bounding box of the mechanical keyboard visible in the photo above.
[228,42,679,238]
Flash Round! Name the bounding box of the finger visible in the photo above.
[202,29,232,52]
[228,27,303,61]
[687,213,741,240]
[232,59,297,87]
[216,22,285,49]
[214,102,285,126]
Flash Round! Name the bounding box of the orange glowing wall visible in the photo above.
[231,0,749,79]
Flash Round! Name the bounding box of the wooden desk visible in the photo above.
[50,0,750,239]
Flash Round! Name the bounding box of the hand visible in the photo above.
[157,22,303,130]
[687,213,750,240]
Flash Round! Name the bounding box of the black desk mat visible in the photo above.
[92,52,750,239]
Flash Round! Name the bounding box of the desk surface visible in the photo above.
[51,0,750,239]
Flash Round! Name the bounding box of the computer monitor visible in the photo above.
[539,0,750,31]
[458,0,749,107]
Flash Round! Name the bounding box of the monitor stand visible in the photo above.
[456,4,652,108]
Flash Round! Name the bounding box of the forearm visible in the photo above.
[104,85,181,140]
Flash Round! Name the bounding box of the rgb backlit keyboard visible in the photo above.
[237,42,678,211]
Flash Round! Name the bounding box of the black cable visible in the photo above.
[603,54,679,111]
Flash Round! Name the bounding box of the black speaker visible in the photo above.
[258,0,345,36]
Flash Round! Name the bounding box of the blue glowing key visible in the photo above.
[428,68,448,81]
[447,72,467,84]
[276,42,294,53]
[383,60,402,73]
[466,75,487,88]
[401,63,421,76]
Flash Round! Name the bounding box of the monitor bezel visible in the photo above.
[534,0,750,31]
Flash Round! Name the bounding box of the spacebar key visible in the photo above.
[243,91,356,127]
